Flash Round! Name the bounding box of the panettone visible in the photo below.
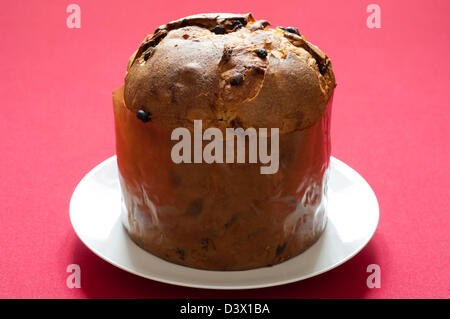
[113,13,336,270]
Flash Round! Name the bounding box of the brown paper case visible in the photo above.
[113,86,332,270]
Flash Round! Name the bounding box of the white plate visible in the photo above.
[70,156,379,290]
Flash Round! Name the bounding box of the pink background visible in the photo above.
[0,0,449,298]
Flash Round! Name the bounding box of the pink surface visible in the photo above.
[0,0,449,299]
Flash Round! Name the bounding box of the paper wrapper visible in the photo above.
[113,86,332,270]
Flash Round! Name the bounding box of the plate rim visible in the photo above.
[70,155,379,290]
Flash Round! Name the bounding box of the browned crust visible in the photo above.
[124,13,336,133]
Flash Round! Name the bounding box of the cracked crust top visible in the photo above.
[123,13,336,133]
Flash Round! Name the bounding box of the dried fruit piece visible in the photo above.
[256,48,268,59]
[318,62,327,75]
[285,26,300,35]
[230,74,244,86]
[210,25,226,34]
[231,19,244,29]
[276,242,287,256]
[175,248,185,260]
[186,198,204,216]
[143,49,153,61]
[230,117,243,128]
[252,66,265,75]
[136,110,151,122]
